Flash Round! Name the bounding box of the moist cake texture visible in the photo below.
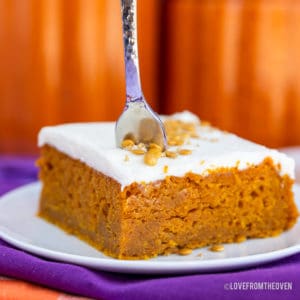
[37,111,299,259]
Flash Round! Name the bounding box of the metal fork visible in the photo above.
[115,0,167,150]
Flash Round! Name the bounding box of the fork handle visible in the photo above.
[121,0,143,104]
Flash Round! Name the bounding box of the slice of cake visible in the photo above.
[37,111,298,259]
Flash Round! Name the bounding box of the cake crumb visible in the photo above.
[178,248,193,256]
[236,235,246,243]
[124,155,130,162]
[209,245,224,252]
[196,253,203,257]
[200,160,205,165]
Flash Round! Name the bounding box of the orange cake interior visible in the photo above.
[37,112,299,259]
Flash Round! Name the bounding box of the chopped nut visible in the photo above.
[178,149,192,155]
[167,136,185,146]
[149,143,162,152]
[165,150,178,159]
[209,245,224,252]
[121,139,135,149]
[121,117,200,165]
[144,152,158,166]
[148,147,162,158]
[163,165,169,173]
[123,133,137,143]
[164,119,199,146]
[131,149,145,155]
[167,139,177,146]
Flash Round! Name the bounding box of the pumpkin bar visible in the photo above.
[37,111,298,259]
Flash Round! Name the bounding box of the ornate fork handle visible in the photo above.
[116,0,167,150]
[121,0,143,103]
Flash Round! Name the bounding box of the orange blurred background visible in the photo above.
[1,0,300,154]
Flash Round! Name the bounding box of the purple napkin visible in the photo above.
[0,156,300,300]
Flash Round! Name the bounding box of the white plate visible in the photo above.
[0,182,299,275]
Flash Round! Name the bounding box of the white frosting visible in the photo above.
[38,111,295,189]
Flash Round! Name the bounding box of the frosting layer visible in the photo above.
[38,112,295,188]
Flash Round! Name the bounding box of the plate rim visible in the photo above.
[0,181,299,275]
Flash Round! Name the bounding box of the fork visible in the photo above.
[115,0,167,150]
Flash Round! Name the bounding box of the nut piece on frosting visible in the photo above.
[120,111,200,166]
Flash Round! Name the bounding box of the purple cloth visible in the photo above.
[0,156,300,300]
